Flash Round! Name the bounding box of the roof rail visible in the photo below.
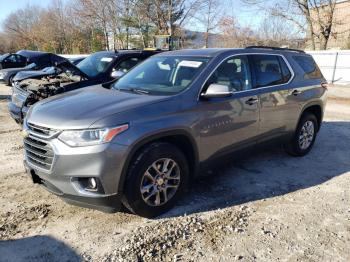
[246,46,305,54]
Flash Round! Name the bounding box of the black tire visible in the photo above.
[122,142,189,218]
[7,75,13,86]
[285,113,318,157]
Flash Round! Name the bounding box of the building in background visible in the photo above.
[311,0,350,50]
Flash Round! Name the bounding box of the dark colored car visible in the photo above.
[68,56,87,65]
[12,66,61,83]
[0,52,27,69]
[23,47,327,217]
[0,51,67,85]
[12,56,88,83]
[8,50,160,123]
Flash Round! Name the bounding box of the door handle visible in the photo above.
[292,89,302,96]
[245,97,258,105]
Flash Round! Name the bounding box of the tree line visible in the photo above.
[0,0,345,54]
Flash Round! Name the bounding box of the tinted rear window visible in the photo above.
[293,55,323,79]
[251,55,292,88]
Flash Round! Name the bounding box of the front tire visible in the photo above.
[122,142,189,218]
[285,113,318,157]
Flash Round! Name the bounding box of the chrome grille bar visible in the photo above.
[24,132,55,172]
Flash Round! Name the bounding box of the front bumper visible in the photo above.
[8,102,28,123]
[25,162,122,212]
[23,132,129,213]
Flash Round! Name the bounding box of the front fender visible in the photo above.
[116,128,199,192]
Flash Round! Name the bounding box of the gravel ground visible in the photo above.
[0,84,349,262]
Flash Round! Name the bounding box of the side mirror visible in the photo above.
[111,70,125,79]
[201,84,232,99]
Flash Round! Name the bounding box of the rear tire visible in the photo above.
[7,76,13,86]
[122,142,189,218]
[285,113,318,157]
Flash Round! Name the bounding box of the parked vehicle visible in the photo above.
[12,56,88,84]
[23,47,327,217]
[68,56,86,65]
[8,50,160,123]
[12,66,62,84]
[0,51,67,86]
[0,52,28,69]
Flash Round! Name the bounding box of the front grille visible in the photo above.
[27,122,58,138]
[24,135,54,171]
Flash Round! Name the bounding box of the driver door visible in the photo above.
[16,54,27,67]
[197,55,260,161]
[3,54,18,68]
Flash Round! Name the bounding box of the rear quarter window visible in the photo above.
[293,55,323,80]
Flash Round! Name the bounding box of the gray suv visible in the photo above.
[23,47,327,217]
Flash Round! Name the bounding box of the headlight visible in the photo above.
[58,124,129,147]
[0,72,5,79]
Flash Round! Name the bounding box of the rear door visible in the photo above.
[198,55,260,161]
[16,54,27,67]
[249,54,299,140]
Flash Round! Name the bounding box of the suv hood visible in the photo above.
[27,85,169,129]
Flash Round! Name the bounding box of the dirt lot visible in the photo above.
[0,84,349,262]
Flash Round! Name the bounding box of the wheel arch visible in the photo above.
[7,72,16,85]
[117,130,199,192]
[299,102,323,131]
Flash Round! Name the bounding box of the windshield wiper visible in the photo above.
[115,87,149,95]
[130,88,149,94]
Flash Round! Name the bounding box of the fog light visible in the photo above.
[88,178,97,190]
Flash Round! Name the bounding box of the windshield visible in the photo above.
[77,53,115,78]
[113,56,210,95]
[25,63,37,69]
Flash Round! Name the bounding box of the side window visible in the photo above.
[293,55,323,79]
[7,54,17,63]
[207,55,252,92]
[251,55,292,88]
[16,55,25,63]
[114,57,141,73]
[21,55,27,63]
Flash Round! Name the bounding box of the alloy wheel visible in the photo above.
[299,120,315,150]
[140,158,181,207]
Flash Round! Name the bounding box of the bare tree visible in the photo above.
[74,0,115,50]
[195,0,223,48]
[0,0,214,53]
[3,4,42,50]
[218,16,258,48]
[242,0,339,50]
[258,15,302,48]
